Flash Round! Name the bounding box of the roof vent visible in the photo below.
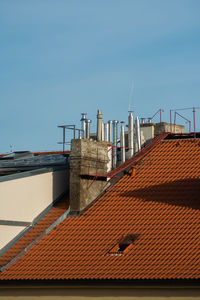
[110,234,138,255]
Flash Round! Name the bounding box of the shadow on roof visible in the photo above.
[120,178,200,210]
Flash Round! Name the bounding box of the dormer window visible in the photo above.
[110,234,138,255]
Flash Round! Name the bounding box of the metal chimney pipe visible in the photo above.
[80,113,87,138]
[101,121,104,141]
[128,112,134,158]
[104,123,109,142]
[86,119,92,139]
[108,120,113,142]
[136,116,141,151]
[112,120,119,168]
[120,122,125,164]
[97,109,103,141]
[78,129,81,139]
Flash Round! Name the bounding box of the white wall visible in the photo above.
[0,169,68,250]
[0,225,25,249]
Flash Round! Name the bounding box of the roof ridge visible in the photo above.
[107,132,169,177]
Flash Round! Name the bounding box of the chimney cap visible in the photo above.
[97,110,103,119]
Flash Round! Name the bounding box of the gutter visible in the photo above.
[1,279,200,288]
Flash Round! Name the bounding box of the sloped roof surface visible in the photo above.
[1,138,200,280]
[0,196,68,268]
[107,132,168,177]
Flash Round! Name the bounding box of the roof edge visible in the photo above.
[0,165,67,183]
[107,132,169,178]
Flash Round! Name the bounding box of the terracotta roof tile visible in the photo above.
[107,132,169,177]
[0,138,200,280]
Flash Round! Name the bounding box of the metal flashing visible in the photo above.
[0,220,31,227]
[0,166,67,183]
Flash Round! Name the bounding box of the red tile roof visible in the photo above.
[107,132,169,177]
[0,196,68,268]
[1,138,200,281]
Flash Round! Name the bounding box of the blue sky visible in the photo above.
[0,0,200,152]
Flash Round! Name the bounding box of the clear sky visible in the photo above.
[1,0,200,152]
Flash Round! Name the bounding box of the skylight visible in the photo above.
[110,234,138,255]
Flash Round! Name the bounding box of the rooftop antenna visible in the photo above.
[58,125,81,152]
[128,80,134,112]
[197,109,199,133]
[170,107,200,136]
[151,109,164,122]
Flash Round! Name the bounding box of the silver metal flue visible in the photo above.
[128,111,134,158]
[136,116,141,151]
[86,119,92,139]
[97,109,103,141]
[101,121,104,141]
[112,120,119,168]
[120,121,125,164]
[108,120,113,142]
[80,113,87,138]
[104,123,109,142]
